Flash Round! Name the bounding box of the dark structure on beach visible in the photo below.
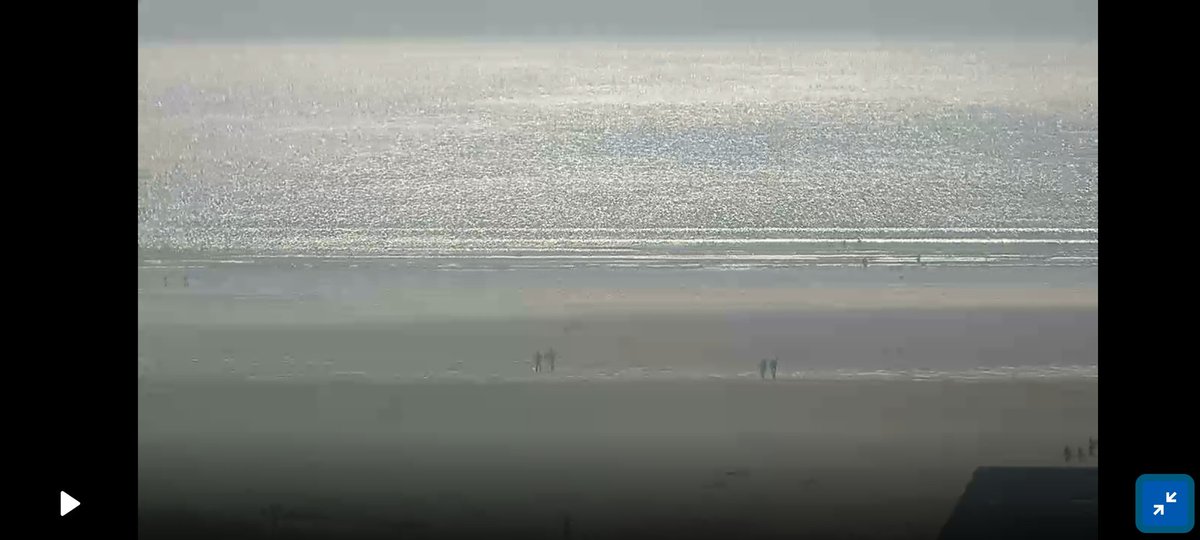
[939,466,1097,540]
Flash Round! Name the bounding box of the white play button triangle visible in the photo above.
[60,491,80,516]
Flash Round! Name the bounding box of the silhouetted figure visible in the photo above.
[1089,437,1098,456]
[759,359,767,379]
[769,358,778,379]
[534,351,543,373]
[916,254,922,265]
[163,275,168,287]
[861,258,868,268]
[1077,447,1085,462]
[1063,445,1072,463]
[546,348,557,373]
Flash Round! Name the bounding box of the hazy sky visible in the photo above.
[138,0,1097,42]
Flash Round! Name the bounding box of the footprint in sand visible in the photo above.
[705,468,752,489]
[724,468,751,478]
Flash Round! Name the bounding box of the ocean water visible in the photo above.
[138,41,1097,268]
[137,41,1097,382]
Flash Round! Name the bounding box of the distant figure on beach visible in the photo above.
[769,358,778,379]
[1088,437,1097,456]
[546,348,557,373]
[861,258,868,268]
[1063,445,1072,463]
[759,359,767,379]
[916,254,922,265]
[534,351,543,373]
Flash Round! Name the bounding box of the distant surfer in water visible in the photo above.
[861,258,869,268]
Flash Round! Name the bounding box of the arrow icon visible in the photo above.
[60,491,80,516]
[1166,492,1177,503]
[1153,504,1165,516]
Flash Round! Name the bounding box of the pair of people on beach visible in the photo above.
[534,348,557,373]
[162,272,189,287]
[759,357,778,379]
[1063,437,1097,463]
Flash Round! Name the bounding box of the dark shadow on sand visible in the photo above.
[938,466,1097,540]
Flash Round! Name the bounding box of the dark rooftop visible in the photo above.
[939,466,1098,540]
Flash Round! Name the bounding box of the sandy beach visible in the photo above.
[138,377,1097,539]
[138,266,1097,539]
[138,289,1097,383]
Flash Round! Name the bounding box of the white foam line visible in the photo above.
[228,251,1098,261]
[196,227,1099,234]
[196,238,1098,246]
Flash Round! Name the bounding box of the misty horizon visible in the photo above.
[138,0,1097,42]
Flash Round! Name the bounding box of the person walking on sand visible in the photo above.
[769,357,778,380]
[759,358,767,379]
[546,348,557,373]
[534,351,543,373]
[1088,437,1097,457]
